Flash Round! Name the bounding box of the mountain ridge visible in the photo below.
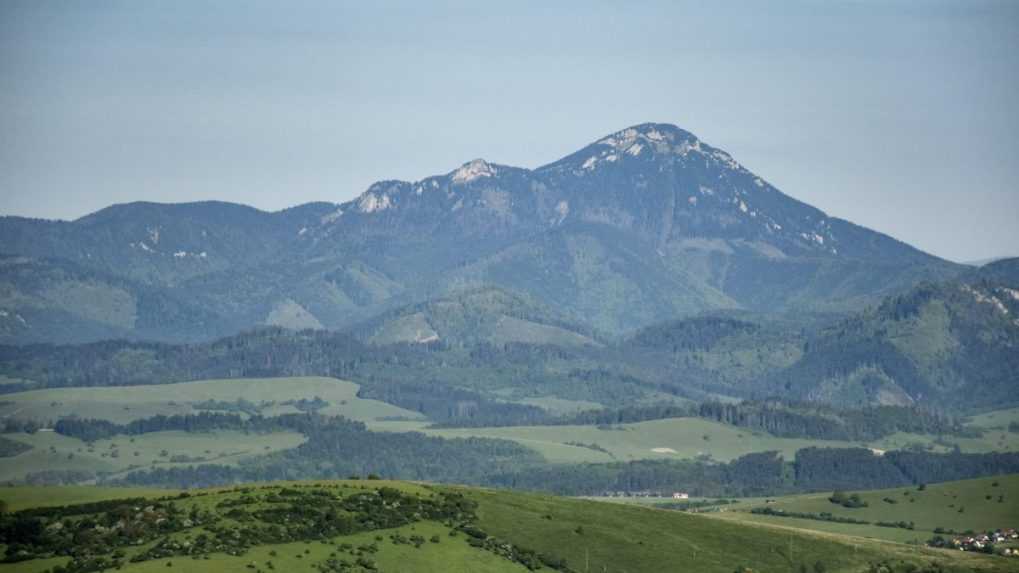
[0,122,965,343]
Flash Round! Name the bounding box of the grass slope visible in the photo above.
[468,488,1011,573]
[715,474,1019,544]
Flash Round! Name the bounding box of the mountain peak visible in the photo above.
[538,121,731,174]
[450,158,498,184]
[595,122,700,156]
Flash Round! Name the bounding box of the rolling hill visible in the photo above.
[0,480,1012,573]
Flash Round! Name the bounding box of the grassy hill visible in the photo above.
[711,474,1019,545]
[0,480,1012,573]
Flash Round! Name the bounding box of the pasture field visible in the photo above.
[712,474,1019,543]
[0,376,423,427]
[0,484,172,511]
[384,405,1019,464]
[466,487,1014,573]
[498,395,603,415]
[0,480,1012,573]
[970,407,1019,430]
[4,378,1017,471]
[0,429,305,482]
[416,416,1019,464]
[419,417,866,463]
[868,428,1019,455]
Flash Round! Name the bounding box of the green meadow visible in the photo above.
[413,415,1019,464]
[711,474,1019,544]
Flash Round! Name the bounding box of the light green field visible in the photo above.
[0,484,173,511]
[0,376,423,427]
[970,407,1019,430]
[381,408,1019,464]
[494,393,603,415]
[466,487,1014,573]
[414,418,884,463]
[868,428,1019,455]
[0,429,305,482]
[713,474,1019,543]
[0,480,1012,573]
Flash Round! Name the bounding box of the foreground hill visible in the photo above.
[0,123,963,343]
[0,480,1012,573]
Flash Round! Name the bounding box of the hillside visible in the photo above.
[1,258,1017,414]
[714,474,1019,546]
[0,480,1012,573]
[0,255,233,344]
[762,259,1019,410]
[354,287,599,348]
[0,123,965,343]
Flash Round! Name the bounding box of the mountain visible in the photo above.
[0,123,964,343]
[963,256,1017,267]
[761,258,1019,411]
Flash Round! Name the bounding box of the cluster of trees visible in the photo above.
[485,448,1019,497]
[696,402,975,441]
[1,418,44,434]
[0,436,30,458]
[750,507,870,525]
[486,453,790,497]
[828,491,868,508]
[54,412,253,442]
[360,381,550,427]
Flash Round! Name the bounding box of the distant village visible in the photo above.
[600,491,690,499]
[928,528,1019,556]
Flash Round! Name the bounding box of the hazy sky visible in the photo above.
[1,1,1017,262]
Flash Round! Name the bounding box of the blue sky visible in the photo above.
[1,1,1016,262]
